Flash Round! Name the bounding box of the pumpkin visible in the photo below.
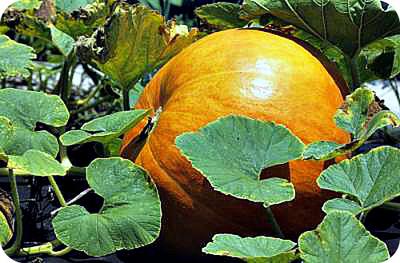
[121,28,350,256]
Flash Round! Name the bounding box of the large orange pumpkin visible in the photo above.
[121,29,350,256]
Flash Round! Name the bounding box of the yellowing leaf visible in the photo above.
[78,3,198,88]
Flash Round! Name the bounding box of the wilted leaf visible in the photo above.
[203,234,297,262]
[299,211,389,263]
[318,146,400,212]
[8,150,66,176]
[52,158,161,257]
[335,87,397,138]
[0,35,36,78]
[55,1,109,38]
[322,198,363,215]
[60,110,150,146]
[176,115,304,205]
[304,87,400,160]
[195,3,247,29]
[0,188,14,247]
[240,0,400,56]
[78,3,198,88]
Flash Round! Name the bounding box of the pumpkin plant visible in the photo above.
[0,0,400,262]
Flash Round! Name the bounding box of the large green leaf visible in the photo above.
[78,3,198,88]
[357,34,400,82]
[176,115,304,205]
[52,158,161,257]
[203,234,297,263]
[0,35,36,78]
[0,88,69,129]
[0,89,68,157]
[8,150,66,176]
[60,110,150,146]
[240,0,400,56]
[299,211,389,263]
[195,3,247,29]
[318,146,400,213]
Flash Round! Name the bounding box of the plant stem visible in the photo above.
[0,166,86,177]
[265,206,284,239]
[76,84,103,105]
[350,56,361,90]
[71,95,113,115]
[381,201,400,212]
[122,87,130,111]
[5,169,23,256]
[20,242,72,256]
[48,176,67,207]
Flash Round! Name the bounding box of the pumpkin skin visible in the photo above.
[121,29,350,256]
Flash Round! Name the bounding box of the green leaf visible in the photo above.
[8,150,66,176]
[303,141,343,160]
[176,115,304,205]
[11,0,42,10]
[78,3,198,88]
[50,25,75,56]
[52,158,161,257]
[299,211,389,263]
[322,198,363,215]
[203,234,297,263]
[0,88,69,129]
[104,138,122,157]
[55,0,95,14]
[318,146,400,212]
[195,3,247,30]
[240,0,400,56]
[357,34,400,83]
[60,110,150,146]
[0,35,36,78]
[0,89,68,157]
[0,117,14,159]
[129,82,145,107]
[5,128,59,158]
